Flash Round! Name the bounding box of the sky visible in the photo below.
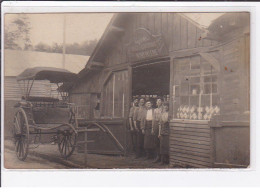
[4,13,223,47]
[5,13,114,45]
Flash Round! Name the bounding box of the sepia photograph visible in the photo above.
[3,11,250,169]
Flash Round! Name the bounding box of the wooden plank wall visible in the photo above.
[220,36,248,121]
[70,93,91,119]
[169,120,213,168]
[4,77,22,100]
[4,77,54,101]
[71,70,108,94]
[102,70,128,118]
[106,13,219,67]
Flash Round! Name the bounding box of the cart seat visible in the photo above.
[27,96,59,102]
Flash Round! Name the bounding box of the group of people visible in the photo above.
[128,97,169,164]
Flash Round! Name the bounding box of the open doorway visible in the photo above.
[132,60,170,106]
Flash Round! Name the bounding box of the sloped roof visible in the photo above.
[181,13,225,29]
[206,12,250,41]
[85,13,223,70]
[4,49,90,76]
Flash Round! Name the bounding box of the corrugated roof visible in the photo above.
[4,49,90,76]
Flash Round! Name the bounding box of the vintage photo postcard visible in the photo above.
[2,11,250,170]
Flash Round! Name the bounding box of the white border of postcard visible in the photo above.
[1,1,259,187]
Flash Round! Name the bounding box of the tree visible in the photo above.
[51,42,63,53]
[4,14,32,50]
[65,39,98,56]
[34,42,51,52]
[31,39,98,56]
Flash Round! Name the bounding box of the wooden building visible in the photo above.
[69,13,250,168]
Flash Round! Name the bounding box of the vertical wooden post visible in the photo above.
[62,14,66,69]
[124,65,132,155]
[128,66,132,112]
[169,57,174,120]
[210,127,216,168]
[84,131,88,167]
[112,74,115,118]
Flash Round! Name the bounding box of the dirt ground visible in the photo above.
[4,139,171,169]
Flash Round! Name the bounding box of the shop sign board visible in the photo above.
[127,28,168,62]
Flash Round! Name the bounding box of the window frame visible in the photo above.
[172,52,220,120]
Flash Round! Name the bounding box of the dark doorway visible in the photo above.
[132,60,170,104]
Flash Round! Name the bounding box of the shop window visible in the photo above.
[173,55,220,120]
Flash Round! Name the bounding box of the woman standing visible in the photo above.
[153,98,164,163]
[159,102,170,164]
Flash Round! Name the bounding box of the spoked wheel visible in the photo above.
[13,108,30,161]
[57,124,77,159]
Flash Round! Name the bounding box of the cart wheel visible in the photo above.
[58,124,77,159]
[13,108,29,161]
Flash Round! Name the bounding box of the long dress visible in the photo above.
[153,107,163,153]
[144,120,156,150]
[159,112,169,155]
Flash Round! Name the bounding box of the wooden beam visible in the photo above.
[200,52,221,72]
[169,45,221,58]
[169,57,174,120]
[90,61,105,68]
[109,25,125,33]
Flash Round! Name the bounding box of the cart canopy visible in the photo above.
[16,67,77,83]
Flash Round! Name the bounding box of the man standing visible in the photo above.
[153,98,164,163]
[128,98,139,154]
[141,100,156,160]
[133,98,146,158]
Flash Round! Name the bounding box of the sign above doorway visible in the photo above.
[127,28,168,62]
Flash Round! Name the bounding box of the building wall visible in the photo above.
[219,34,250,121]
[214,125,250,167]
[169,120,214,168]
[70,14,250,163]
[105,13,219,67]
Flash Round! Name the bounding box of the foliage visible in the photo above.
[33,39,97,56]
[5,14,97,56]
[4,15,32,50]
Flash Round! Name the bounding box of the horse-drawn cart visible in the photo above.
[13,67,78,161]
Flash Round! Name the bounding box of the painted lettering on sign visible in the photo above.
[127,28,168,62]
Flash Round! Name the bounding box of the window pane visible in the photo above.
[212,84,218,93]
[190,84,200,95]
[212,94,219,106]
[180,96,189,105]
[190,96,199,106]
[180,82,189,95]
[190,76,200,83]
[204,75,217,83]
[175,85,180,96]
[204,75,212,83]
[201,95,210,107]
[190,55,200,70]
